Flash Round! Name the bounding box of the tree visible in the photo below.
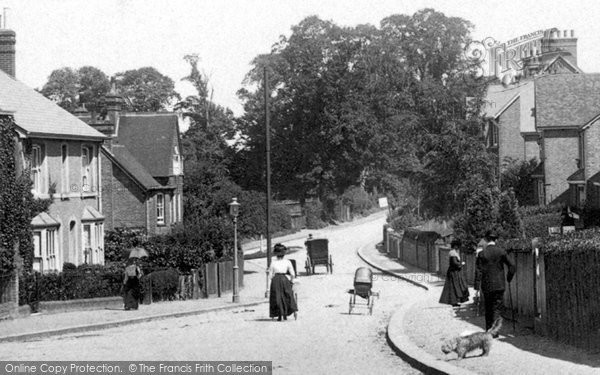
[115,67,180,112]
[500,157,539,206]
[39,66,111,113]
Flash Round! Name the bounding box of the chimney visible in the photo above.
[0,29,15,78]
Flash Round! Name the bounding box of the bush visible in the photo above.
[522,212,562,239]
[19,263,123,305]
[104,228,146,262]
[389,212,424,232]
[342,186,374,217]
[304,200,327,229]
[142,268,179,302]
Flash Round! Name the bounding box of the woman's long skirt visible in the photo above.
[123,277,140,310]
[439,269,470,305]
[269,274,297,318]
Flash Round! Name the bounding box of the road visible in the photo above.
[0,212,426,374]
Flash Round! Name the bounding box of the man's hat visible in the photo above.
[485,230,498,240]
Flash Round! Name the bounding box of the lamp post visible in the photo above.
[229,197,240,303]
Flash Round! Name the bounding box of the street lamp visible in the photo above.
[229,197,240,303]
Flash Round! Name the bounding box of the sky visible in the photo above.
[3,0,600,116]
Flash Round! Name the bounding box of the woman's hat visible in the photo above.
[485,230,498,240]
[273,243,287,255]
[450,239,461,249]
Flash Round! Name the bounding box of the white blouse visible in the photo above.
[269,258,295,279]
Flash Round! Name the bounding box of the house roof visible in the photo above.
[31,212,60,228]
[82,206,105,221]
[535,73,600,129]
[531,162,545,178]
[103,145,164,191]
[589,171,600,186]
[567,168,585,184]
[483,81,535,133]
[0,70,106,141]
[114,113,179,177]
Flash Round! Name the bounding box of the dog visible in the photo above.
[441,318,502,360]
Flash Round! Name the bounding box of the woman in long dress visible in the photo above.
[439,239,470,306]
[123,258,142,310]
[269,243,297,321]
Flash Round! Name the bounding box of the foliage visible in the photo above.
[500,157,538,206]
[342,186,375,217]
[19,263,123,304]
[389,212,425,232]
[234,9,492,219]
[497,189,524,239]
[519,204,563,217]
[39,66,111,112]
[142,268,179,302]
[453,182,500,251]
[103,228,146,262]
[0,116,51,273]
[304,200,327,229]
[115,67,180,111]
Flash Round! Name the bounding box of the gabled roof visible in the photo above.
[114,113,179,177]
[0,70,105,140]
[31,212,60,228]
[535,73,600,129]
[540,54,583,75]
[567,168,585,184]
[82,206,105,221]
[102,145,164,191]
[531,162,544,178]
[589,171,600,186]
[483,81,536,133]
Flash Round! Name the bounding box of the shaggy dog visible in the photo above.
[441,318,502,360]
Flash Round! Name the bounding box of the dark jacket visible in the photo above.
[475,243,516,293]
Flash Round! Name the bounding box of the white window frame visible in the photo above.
[173,145,181,175]
[31,145,43,194]
[83,224,92,264]
[81,145,94,193]
[46,229,57,271]
[170,193,175,224]
[157,193,165,225]
[33,231,42,272]
[61,143,69,194]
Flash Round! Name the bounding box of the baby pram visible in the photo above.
[348,267,379,315]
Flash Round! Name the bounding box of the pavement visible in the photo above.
[357,244,600,375]
[2,214,599,375]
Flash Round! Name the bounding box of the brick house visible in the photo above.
[78,93,184,235]
[0,29,106,273]
[482,29,587,205]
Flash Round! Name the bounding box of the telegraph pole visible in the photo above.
[264,67,272,298]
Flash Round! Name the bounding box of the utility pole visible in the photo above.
[264,67,272,298]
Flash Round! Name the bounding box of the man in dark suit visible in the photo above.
[475,230,516,335]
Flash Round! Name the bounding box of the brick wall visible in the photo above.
[111,164,147,229]
[584,119,600,179]
[0,29,16,77]
[498,98,525,166]
[542,129,579,204]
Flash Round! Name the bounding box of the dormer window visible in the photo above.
[173,145,181,175]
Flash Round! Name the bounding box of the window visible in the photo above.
[157,193,165,225]
[173,146,181,175]
[95,223,104,264]
[33,231,42,272]
[61,144,69,193]
[578,186,585,207]
[170,193,175,224]
[83,224,92,264]
[46,229,57,271]
[31,145,43,194]
[490,122,499,147]
[82,145,93,192]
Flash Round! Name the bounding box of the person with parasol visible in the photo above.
[122,247,147,310]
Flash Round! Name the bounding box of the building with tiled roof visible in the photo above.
[78,91,184,235]
[1,28,107,273]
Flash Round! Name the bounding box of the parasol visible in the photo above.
[128,247,149,259]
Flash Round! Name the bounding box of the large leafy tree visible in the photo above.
[40,66,111,113]
[114,67,180,112]
[235,9,493,218]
